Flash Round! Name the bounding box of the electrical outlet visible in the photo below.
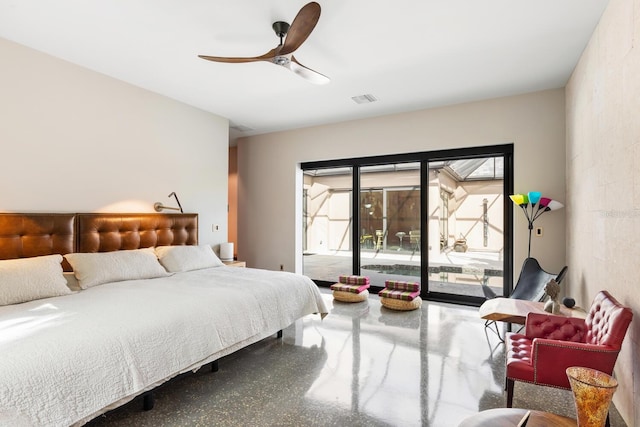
[535,227,543,237]
[212,224,219,232]
[280,264,284,271]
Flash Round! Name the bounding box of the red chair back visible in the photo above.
[585,291,633,349]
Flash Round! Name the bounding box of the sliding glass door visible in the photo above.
[425,157,505,300]
[360,164,421,288]
[302,145,513,306]
[302,167,353,283]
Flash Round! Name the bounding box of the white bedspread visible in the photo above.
[0,267,327,427]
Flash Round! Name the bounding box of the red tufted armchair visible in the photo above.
[505,290,632,407]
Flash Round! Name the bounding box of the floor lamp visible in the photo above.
[509,191,564,258]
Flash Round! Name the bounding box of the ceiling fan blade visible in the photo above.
[288,56,330,85]
[279,2,321,56]
[199,48,276,63]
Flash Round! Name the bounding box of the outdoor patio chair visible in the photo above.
[375,230,384,250]
[409,230,420,252]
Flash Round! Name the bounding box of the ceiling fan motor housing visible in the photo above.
[273,20,291,64]
[272,21,290,39]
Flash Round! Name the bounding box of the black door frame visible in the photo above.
[301,143,514,307]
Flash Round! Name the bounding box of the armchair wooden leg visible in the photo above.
[506,378,514,408]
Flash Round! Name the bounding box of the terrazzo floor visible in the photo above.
[86,288,627,426]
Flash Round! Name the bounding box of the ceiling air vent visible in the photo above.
[351,94,378,104]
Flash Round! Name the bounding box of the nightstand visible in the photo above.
[223,260,246,268]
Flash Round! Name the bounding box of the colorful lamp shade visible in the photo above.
[539,197,552,208]
[510,191,564,257]
[509,194,526,206]
[546,200,564,211]
[527,191,541,205]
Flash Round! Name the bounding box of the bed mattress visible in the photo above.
[0,266,327,426]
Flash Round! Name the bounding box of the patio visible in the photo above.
[303,248,504,299]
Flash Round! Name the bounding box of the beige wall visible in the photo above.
[0,37,230,247]
[237,89,567,277]
[565,0,640,424]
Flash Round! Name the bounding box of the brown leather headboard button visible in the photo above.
[0,213,76,270]
[77,213,198,253]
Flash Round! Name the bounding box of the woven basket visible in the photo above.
[333,289,369,302]
[380,296,422,311]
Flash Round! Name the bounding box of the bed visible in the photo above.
[0,213,328,427]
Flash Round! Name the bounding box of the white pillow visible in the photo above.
[65,248,169,289]
[0,255,72,306]
[155,245,224,272]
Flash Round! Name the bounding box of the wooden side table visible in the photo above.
[459,408,576,427]
[479,297,586,325]
[223,260,246,268]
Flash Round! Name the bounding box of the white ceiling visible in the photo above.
[0,0,608,143]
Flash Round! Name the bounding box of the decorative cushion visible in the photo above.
[378,288,420,301]
[330,283,370,294]
[338,275,370,285]
[384,280,420,292]
[0,255,72,306]
[65,248,169,289]
[155,245,224,273]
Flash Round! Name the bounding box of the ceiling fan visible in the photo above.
[199,2,330,85]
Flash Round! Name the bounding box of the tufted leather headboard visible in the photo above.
[0,213,76,270]
[76,213,198,253]
[0,213,76,258]
[0,213,198,271]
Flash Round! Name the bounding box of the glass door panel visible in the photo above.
[360,163,421,288]
[426,157,504,298]
[302,167,353,283]
[359,190,383,251]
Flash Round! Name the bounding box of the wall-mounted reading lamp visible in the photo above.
[154,192,184,213]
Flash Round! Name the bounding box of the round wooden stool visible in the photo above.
[458,408,576,427]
